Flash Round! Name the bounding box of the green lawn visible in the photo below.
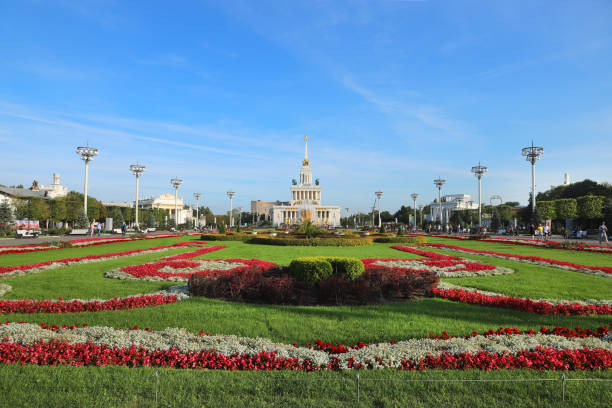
[1,366,610,408]
[0,236,611,406]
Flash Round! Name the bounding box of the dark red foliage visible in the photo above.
[188,265,439,306]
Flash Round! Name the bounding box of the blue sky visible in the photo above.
[1,0,611,214]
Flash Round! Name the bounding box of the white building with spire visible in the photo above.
[271,136,341,227]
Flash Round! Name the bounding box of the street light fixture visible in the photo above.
[471,162,487,227]
[375,191,383,228]
[76,142,99,216]
[410,193,419,229]
[433,177,446,225]
[522,141,544,214]
[193,193,201,230]
[170,177,182,228]
[130,164,146,230]
[226,190,236,228]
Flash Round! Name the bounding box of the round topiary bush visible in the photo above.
[324,256,365,281]
[373,236,427,244]
[289,257,334,284]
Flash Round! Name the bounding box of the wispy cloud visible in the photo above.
[341,77,471,137]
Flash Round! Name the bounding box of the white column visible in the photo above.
[83,160,89,216]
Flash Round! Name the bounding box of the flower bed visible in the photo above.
[0,293,181,314]
[431,286,612,316]
[0,233,199,256]
[0,322,610,371]
[0,242,214,279]
[362,257,513,278]
[437,281,612,308]
[407,243,612,277]
[107,258,276,282]
[414,233,612,254]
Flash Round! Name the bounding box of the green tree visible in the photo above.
[495,205,514,225]
[554,198,577,220]
[50,198,67,225]
[536,201,556,221]
[577,195,605,220]
[74,209,90,229]
[0,200,14,225]
[504,201,520,207]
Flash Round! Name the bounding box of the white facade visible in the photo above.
[39,174,68,199]
[272,136,341,227]
[140,193,193,225]
[427,194,479,224]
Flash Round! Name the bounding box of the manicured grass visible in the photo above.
[429,237,612,267]
[0,236,200,267]
[1,365,610,408]
[193,240,421,265]
[5,297,610,345]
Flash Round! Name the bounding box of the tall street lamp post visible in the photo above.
[522,141,544,214]
[418,205,423,226]
[193,193,201,230]
[227,190,235,228]
[410,193,419,229]
[130,164,145,230]
[433,177,446,225]
[76,143,99,216]
[170,177,182,228]
[375,191,383,228]
[471,162,487,227]
[345,208,350,228]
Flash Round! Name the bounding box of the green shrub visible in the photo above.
[324,257,365,280]
[289,257,334,284]
[373,236,427,244]
[288,256,365,284]
[247,237,372,246]
[200,234,252,242]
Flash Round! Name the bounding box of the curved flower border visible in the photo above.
[0,232,200,256]
[398,243,612,277]
[106,258,277,282]
[411,233,612,254]
[362,257,513,278]
[0,242,221,279]
[0,322,610,371]
[431,285,612,316]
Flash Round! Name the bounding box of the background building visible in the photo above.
[426,194,479,224]
[272,137,341,227]
[140,193,193,225]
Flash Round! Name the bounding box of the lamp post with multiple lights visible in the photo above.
[76,143,99,216]
[193,193,201,230]
[471,162,487,227]
[227,190,235,228]
[130,164,146,230]
[375,191,383,228]
[410,193,419,229]
[433,177,446,224]
[522,141,544,214]
[170,177,182,228]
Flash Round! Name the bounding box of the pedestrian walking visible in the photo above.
[89,221,94,237]
[599,221,609,245]
[121,222,126,237]
[96,222,102,237]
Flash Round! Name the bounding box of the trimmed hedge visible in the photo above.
[373,236,427,244]
[288,258,334,284]
[247,237,373,247]
[200,234,251,242]
[325,257,365,281]
[289,256,365,283]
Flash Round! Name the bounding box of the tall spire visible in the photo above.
[303,135,310,166]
